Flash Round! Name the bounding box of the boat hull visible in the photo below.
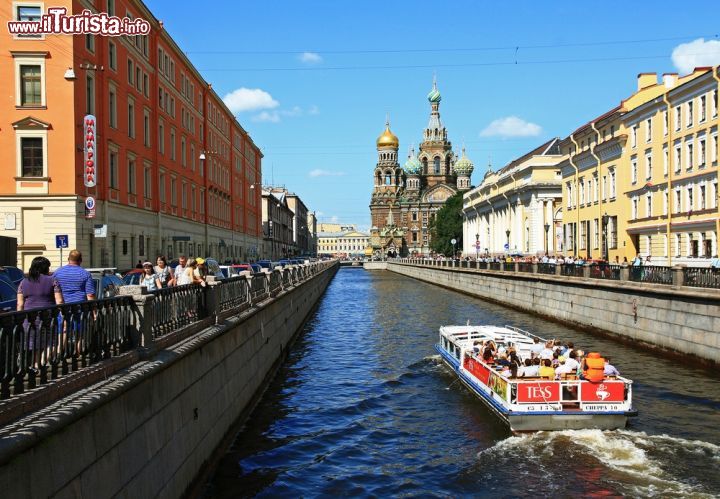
[436,344,631,432]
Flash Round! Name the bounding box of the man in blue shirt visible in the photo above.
[53,250,95,303]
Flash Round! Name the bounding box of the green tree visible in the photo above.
[429,192,463,256]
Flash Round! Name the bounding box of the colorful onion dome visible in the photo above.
[454,148,474,176]
[404,152,422,175]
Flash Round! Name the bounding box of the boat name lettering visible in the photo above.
[581,403,623,411]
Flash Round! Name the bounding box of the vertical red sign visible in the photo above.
[84,115,97,188]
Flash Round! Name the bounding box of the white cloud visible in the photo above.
[252,111,281,123]
[222,87,279,114]
[330,215,339,223]
[479,116,542,138]
[308,169,346,178]
[671,38,720,74]
[299,52,323,64]
[308,105,320,115]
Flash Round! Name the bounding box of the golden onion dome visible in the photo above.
[376,122,399,149]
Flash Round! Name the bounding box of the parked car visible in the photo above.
[122,268,145,285]
[0,273,17,313]
[257,260,275,270]
[90,270,124,299]
[219,264,257,278]
[0,266,24,286]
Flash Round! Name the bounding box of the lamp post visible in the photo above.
[602,212,609,261]
[475,233,479,260]
[451,238,457,259]
[505,229,510,253]
[544,223,550,255]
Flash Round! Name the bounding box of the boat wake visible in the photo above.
[478,429,720,497]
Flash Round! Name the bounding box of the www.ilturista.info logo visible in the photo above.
[8,7,151,36]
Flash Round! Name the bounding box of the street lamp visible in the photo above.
[475,233,480,260]
[544,222,550,254]
[505,229,510,253]
[601,212,609,261]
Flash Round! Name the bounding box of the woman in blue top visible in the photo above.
[141,262,161,291]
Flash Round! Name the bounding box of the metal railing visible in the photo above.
[0,261,337,403]
[150,284,206,338]
[629,265,673,285]
[590,263,622,280]
[683,267,720,288]
[0,297,136,399]
[518,262,533,273]
[216,276,250,312]
[537,263,556,275]
[502,262,515,272]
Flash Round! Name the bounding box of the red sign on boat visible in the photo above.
[516,382,561,403]
[580,381,625,402]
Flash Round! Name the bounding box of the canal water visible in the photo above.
[205,268,720,498]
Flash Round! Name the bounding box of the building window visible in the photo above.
[159,172,166,202]
[20,137,43,177]
[687,142,694,170]
[700,95,707,122]
[687,185,694,211]
[143,73,148,97]
[609,169,616,198]
[108,41,116,70]
[675,106,681,131]
[122,240,128,255]
[190,144,195,171]
[127,99,135,138]
[434,157,440,174]
[144,166,151,199]
[646,193,652,218]
[674,189,681,213]
[663,110,668,136]
[170,129,176,160]
[86,74,95,115]
[608,216,618,249]
[85,34,94,52]
[663,189,668,215]
[645,118,652,142]
[107,0,115,16]
[713,135,719,163]
[127,58,134,85]
[714,89,719,118]
[592,219,599,249]
[631,158,638,184]
[158,122,164,154]
[645,153,652,180]
[632,197,638,219]
[109,150,118,189]
[128,158,136,194]
[15,5,42,38]
[182,182,187,209]
[19,65,42,106]
[631,125,637,148]
[181,137,186,167]
[109,87,117,128]
[170,177,177,206]
[674,146,682,173]
[663,148,668,176]
[143,109,150,147]
[700,184,706,210]
[687,101,693,127]
[699,139,706,167]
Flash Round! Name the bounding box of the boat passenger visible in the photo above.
[518,358,532,377]
[530,337,543,357]
[524,358,540,377]
[482,347,495,364]
[555,357,574,378]
[565,350,580,372]
[551,351,560,367]
[539,341,554,360]
[604,357,620,377]
[561,341,575,356]
[582,352,605,382]
[538,359,556,378]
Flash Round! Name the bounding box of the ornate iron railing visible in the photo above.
[629,265,673,285]
[150,284,206,338]
[217,276,250,312]
[503,262,515,272]
[537,263,556,275]
[590,263,622,280]
[0,296,136,399]
[518,262,534,273]
[489,262,502,271]
[250,274,269,301]
[269,271,282,296]
[281,269,292,288]
[683,267,720,289]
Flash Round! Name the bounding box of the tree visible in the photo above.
[429,192,463,256]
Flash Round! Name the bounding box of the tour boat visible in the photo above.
[436,325,637,432]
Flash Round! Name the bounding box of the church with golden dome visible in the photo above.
[369,78,474,257]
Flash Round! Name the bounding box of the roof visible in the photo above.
[496,138,561,175]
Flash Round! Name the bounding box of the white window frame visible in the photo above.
[143,163,152,199]
[631,157,638,184]
[645,118,652,143]
[12,2,45,40]
[686,100,693,128]
[699,137,706,167]
[15,128,48,178]
[13,53,46,107]
[645,152,652,180]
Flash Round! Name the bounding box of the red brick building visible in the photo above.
[0,0,262,269]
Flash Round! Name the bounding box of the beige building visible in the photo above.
[462,139,564,257]
[317,229,370,258]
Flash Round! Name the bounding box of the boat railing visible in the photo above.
[503,324,544,342]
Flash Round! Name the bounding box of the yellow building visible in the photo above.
[558,69,717,262]
[623,68,719,264]
[462,139,565,256]
[317,229,370,258]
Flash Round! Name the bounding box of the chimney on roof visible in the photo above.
[637,73,657,91]
[662,73,678,89]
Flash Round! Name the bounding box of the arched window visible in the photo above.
[422,157,428,174]
[434,157,440,174]
[385,174,391,185]
[446,157,451,174]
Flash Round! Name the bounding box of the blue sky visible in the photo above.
[145,0,720,230]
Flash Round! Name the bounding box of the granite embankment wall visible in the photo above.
[0,264,338,498]
[386,262,720,364]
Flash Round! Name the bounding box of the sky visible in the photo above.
[145,0,720,230]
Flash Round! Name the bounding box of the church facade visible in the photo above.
[369,80,474,257]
